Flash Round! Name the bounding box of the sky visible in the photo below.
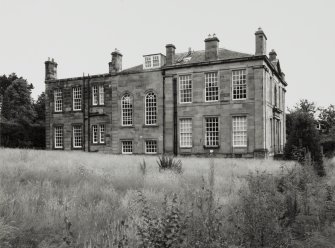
[0,0,334,108]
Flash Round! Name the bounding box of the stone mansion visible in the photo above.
[45,28,287,157]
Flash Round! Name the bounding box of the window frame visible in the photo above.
[121,140,133,154]
[72,124,83,149]
[145,140,158,154]
[204,116,219,147]
[232,69,247,101]
[91,84,105,106]
[145,91,157,126]
[54,125,64,149]
[54,88,63,113]
[92,85,98,106]
[179,118,192,148]
[92,125,98,144]
[179,75,193,104]
[121,93,133,126]
[143,55,161,69]
[205,72,219,102]
[72,86,82,111]
[232,116,248,147]
[99,124,105,144]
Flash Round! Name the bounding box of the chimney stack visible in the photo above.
[109,49,123,74]
[255,27,267,56]
[165,44,176,66]
[45,58,58,80]
[269,49,277,61]
[205,34,219,61]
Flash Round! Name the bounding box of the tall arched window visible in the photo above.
[121,94,133,126]
[145,92,157,125]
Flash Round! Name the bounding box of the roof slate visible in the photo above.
[120,48,253,74]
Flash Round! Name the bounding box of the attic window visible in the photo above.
[144,54,161,69]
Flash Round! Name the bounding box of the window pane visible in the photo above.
[145,92,157,125]
[73,125,82,148]
[145,140,157,154]
[92,85,98,105]
[205,72,218,102]
[145,57,152,68]
[179,75,192,103]
[152,56,160,67]
[73,87,82,110]
[233,116,247,147]
[122,141,133,154]
[92,125,98,143]
[122,94,133,126]
[232,70,247,100]
[180,119,192,147]
[100,124,105,143]
[54,126,63,148]
[99,86,104,105]
[54,89,62,112]
[205,117,219,146]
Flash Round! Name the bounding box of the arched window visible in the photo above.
[145,92,157,125]
[121,94,133,126]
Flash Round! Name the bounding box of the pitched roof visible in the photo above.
[174,48,252,65]
[120,48,253,74]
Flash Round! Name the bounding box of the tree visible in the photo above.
[34,92,45,124]
[0,73,19,97]
[284,111,325,176]
[2,78,36,125]
[290,99,317,118]
[318,104,335,135]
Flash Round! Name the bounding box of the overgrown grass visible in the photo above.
[0,148,334,247]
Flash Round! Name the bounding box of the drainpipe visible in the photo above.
[82,74,86,151]
[87,74,91,152]
[162,70,165,154]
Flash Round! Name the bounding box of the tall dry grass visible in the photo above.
[0,148,311,247]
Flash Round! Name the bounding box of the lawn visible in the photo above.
[0,148,334,247]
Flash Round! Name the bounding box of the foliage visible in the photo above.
[318,104,335,135]
[157,154,183,174]
[284,111,325,176]
[33,92,46,124]
[0,73,19,97]
[1,78,36,125]
[289,98,317,118]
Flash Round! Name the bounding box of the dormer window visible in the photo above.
[143,54,164,69]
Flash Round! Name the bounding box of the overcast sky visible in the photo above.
[0,0,334,108]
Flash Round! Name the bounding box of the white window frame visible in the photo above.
[145,92,157,125]
[145,140,157,154]
[99,85,104,105]
[232,69,247,100]
[92,85,98,106]
[100,124,105,143]
[54,89,62,112]
[122,140,133,154]
[73,125,83,148]
[205,117,219,147]
[232,116,247,147]
[179,75,192,103]
[92,125,98,144]
[73,87,82,111]
[121,94,133,126]
[205,72,219,102]
[180,118,192,148]
[54,126,63,148]
[143,55,161,69]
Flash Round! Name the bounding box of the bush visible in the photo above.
[157,154,183,174]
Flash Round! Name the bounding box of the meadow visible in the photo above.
[0,148,334,247]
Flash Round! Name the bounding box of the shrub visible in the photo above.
[157,154,183,174]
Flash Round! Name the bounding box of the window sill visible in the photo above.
[53,111,64,114]
[203,145,220,149]
[143,124,159,128]
[91,143,106,146]
[120,125,134,128]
